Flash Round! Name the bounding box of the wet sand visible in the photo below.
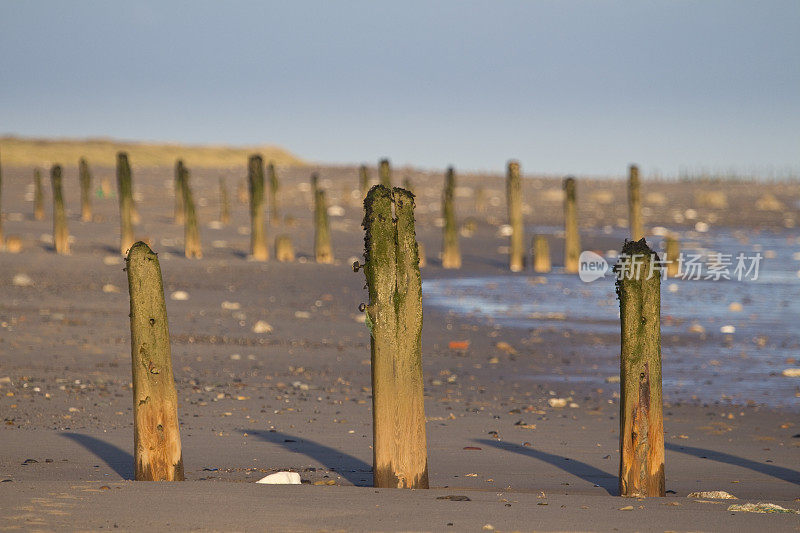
[1,163,798,531]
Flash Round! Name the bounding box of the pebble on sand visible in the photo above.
[781,368,800,377]
[12,274,34,287]
[221,301,241,310]
[170,291,189,301]
[548,398,568,408]
[102,284,120,293]
[720,325,736,334]
[252,321,273,333]
[256,471,301,485]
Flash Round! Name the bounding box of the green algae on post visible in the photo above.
[362,185,429,489]
[51,165,70,255]
[181,164,202,259]
[441,166,461,269]
[126,242,184,481]
[117,152,135,255]
[33,168,45,221]
[314,187,333,264]
[173,160,186,225]
[379,158,391,188]
[615,238,665,497]
[563,176,580,273]
[248,154,269,261]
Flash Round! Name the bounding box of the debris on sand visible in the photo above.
[252,320,273,334]
[727,502,799,514]
[256,472,301,485]
[548,398,568,408]
[782,368,800,377]
[12,273,34,287]
[170,290,189,301]
[687,491,737,499]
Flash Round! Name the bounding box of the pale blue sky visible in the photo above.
[1,1,798,176]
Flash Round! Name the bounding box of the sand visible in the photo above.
[0,163,798,531]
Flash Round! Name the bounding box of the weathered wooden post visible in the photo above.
[507,160,524,272]
[615,238,665,497]
[275,235,295,262]
[628,164,644,240]
[33,168,45,221]
[361,185,429,489]
[117,152,135,255]
[173,160,186,225]
[379,158,391,188]
[359,164,370,198]
[665,235,680,278]
[181,165,202,259]
[126,241,185,481]
[475,185,487,215]
[268,162,279,226]
[563,176,581,273]
[314,188,333,264]
[532,235,551,273]
[218,177,230,226]
[248,155,269,261]
[441,166,461,269]
[79,157,93,222]
[51,165,70,255]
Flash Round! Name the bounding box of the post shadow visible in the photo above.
[665,442,800,486]
[475,439,617,495]
[241,429,372,486]
[61,433,134,479]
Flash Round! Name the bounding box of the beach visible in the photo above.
[1,162,798,531]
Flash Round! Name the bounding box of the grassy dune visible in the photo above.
[0,135,304,168]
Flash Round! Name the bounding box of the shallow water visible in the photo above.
[424,228,800,410]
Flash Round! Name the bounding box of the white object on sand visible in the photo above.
[256,472,301,485]
[12,273,34,287]
[252,320,273,333]
[687,491,737,499]
[548,398,568,408]
[781,368,800,377]
[720,325,735,334]
[170,291,189,301]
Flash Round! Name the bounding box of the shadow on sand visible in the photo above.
[242,429,372,486]
[666,442,800,486]
[61,433,134,479]
[475,439,617,495]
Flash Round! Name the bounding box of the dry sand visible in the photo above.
[1,163,798,531]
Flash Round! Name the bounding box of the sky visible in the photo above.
[1,1,798,176]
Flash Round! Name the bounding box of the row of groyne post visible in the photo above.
[1,149,666,496]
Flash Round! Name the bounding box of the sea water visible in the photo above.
[423,228,800,410]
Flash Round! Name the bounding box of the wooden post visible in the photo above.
[33,168,45,221]
[665,235,680,278]
[563,176,581,273]
[248,155,269,261]
[117,152,135,255]
[615,238,665,497]
[314,188,333,264]
[51,165,70,255]
[362,185,429,489]
[441,166,461,269]
[173,160,185,225]
[475,185,487,215]
[628,164,644,240]
[532,235,551,273]
[275,235,295,262]
[219,177,230,226]
[268,162,279,226]
[79,157,93,222]
[126,241,185,481]
[181,165,202,259]
[507,160,524,272]
[379,158,391,188]
[359,164,370,198]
